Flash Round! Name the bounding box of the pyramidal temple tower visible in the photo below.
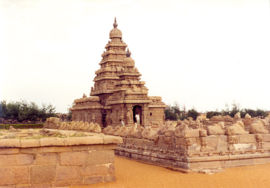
[71,18,166,127]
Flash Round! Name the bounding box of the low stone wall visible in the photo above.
[0,129,122,187]
[115,134,270,173]
[105,114,270,173]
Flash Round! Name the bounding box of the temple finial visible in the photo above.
[113,17,118,28]
[126,48,131,57]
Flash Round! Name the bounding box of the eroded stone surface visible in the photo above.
[0,128,122,149]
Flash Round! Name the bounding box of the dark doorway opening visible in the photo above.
[133,105,142,125]
[102,113,106,128]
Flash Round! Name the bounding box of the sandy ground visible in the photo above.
[73,156,270,188]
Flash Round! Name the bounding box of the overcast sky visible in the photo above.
[0,0,270,113]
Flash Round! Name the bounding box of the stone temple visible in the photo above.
[71,18,166,127]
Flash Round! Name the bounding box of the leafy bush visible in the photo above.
[0,100,56,123]
[165,104,199,120]
[187,109,199,120]
[165,104,184,120]
[206,111,222,119]
[165,102,268,121]
[206,103,268,119]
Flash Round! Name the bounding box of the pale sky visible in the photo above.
[0,0,270,113]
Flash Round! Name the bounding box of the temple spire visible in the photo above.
[113,17,118,28]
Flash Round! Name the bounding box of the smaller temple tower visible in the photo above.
[71,18,166,127]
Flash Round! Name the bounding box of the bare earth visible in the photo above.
[73,156,270,188]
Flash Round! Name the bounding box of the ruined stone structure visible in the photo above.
[103,114,270,173]
[0,128,122,187]
[71,19,166,127]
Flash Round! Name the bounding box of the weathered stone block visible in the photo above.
[30,165,56,184]
[225,158,255,167]
[71,144,115,151]
[20,139,40,148]
[254,157,270,165]
[238,134,256,143]
[185,138,197,146]
[175,137,185,146]
[142,139,155,148]
[34,153,58,165]
[0,148,19,155]
[102,144,118,150]
[60,151,88,166]
[187,144,200,152]
[157,135,174,145]
[103,135,123,144]
[86,150,114,165]
[15,184,32,188]
[29,183,52,188]
[0,154,33,166]
[0,166,29,185]
[40,137,65,147]
[262,142,270,150]
[0,139,20,147]
[104,175,116,182]
[81,163,113,176]
[132,138,144,146]
[54,178,82,187]
[83,176,104,184]
[37,146,73,153]
[55,166,81,181]
[21,146,72,154]
[19,148,40,154]
[205,136,219,148]
[233,143,256,151]
[65,136,103,146]
[262,134,270,142]
[71,145,91,151]
[183,129,200,138]
[189,160,223,170]
[216,135,228,152]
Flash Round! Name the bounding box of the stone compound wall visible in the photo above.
[104,114,270,172]
[0,129,122,187]
[116,133,270,173]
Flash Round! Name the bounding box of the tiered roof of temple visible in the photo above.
[71,18,166,127]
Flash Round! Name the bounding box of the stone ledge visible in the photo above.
[0,129,122,149]
[187,152,270,162]
[103,135,123,144]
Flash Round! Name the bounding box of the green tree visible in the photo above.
[206,103,269,119]
[165,105,177,120]
[0,100,56,123]
[187,109,199,120]
[206,111,221,119]
[229,103,240,117]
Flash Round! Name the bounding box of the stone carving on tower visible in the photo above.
[71,18,166,127]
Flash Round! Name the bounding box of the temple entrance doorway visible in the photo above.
[133,105,142,125]
[102,113,106,128]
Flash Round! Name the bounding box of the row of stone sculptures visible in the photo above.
[103,113,270,142]
[44,113,270,142]
[44,117,102,133]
